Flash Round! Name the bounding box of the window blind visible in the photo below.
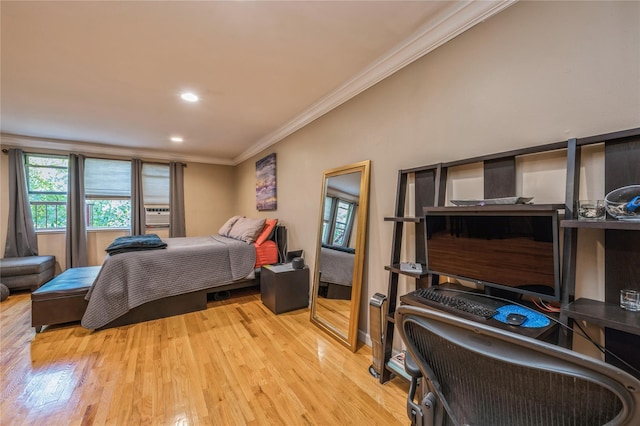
[84,158,131,198]
[142,163,169,205]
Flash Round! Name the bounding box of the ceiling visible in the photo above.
[1,1,512,165]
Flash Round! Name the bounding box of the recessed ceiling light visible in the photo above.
[180,92,199,102]
[170,136,184,143]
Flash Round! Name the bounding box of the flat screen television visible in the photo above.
[424,205,562,302]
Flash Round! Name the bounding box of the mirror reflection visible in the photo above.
[311,160,370,351]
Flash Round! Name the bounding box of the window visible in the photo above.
[331,199,354,246]
[25,154,165,231]
[321,196,333,243]
[84,158,131,229]
[26,154,69,230]
[322,196,355,247]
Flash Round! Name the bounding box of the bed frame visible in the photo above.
[98,274,259,330]
[98,226,286,330]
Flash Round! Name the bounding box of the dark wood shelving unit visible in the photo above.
[379,166,438,383]
[559,129,640,378]
[379,126,640,383]
[380,140,569,384]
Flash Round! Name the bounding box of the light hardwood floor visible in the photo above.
[1,289,409,425]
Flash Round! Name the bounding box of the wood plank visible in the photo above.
[0,289,409,425]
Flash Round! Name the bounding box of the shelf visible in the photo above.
[561,219,640,231]
[384,216,423,223]
[424,204,564,214]
[385,359,411,381]
[385,264,429,278]
[562,298,640,336]
[381,167,434,384]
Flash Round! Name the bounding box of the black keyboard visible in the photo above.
[403,288,498,319]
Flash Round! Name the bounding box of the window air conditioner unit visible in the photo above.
[145,205,170,227]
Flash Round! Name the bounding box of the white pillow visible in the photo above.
[228,217,266,243]
[218,215,242,237]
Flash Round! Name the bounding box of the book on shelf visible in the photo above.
[389,351,406,369]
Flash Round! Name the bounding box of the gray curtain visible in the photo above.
[131,158,145,236]
[169,161,186,237]
[4,149,39,257]
[65,153,88,268]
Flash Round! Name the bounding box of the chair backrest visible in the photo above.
[396,305,640,426]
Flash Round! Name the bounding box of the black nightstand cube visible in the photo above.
[260,264,309,314]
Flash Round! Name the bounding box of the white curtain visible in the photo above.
[4,149,38,257]
[65,153,88,268]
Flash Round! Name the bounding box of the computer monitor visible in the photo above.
[424,206,562,302]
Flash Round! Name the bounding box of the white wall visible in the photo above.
[234,1,640,348]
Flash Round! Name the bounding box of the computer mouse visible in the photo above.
[506,313,527,326]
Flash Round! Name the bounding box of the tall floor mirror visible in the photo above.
[310,160,370,352]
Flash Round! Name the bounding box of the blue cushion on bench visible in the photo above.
[31,266,101,300]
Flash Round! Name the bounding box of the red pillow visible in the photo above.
[254,219,278,246]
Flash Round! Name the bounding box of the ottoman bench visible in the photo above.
[0,255,56,292]
[31,266,101,332]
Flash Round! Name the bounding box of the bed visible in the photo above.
[318,244,355,300]
[81,217,281,330]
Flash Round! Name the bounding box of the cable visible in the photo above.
[532,298,560,313]
[538,299,561,313]
[572,320,640,377]
[429,286,640,377]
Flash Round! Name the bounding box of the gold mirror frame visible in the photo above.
[310,160,370,352]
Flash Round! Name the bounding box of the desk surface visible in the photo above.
[399,285,558,341]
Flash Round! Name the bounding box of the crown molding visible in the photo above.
[234,0,516,165]
[0,133,235,165]
[2,1,515,167]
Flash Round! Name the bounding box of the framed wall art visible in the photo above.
[256,153,277,211]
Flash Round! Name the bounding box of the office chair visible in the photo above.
[395,305,640,426]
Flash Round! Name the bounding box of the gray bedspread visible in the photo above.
[81,235,256,329]
[319,246,354,286]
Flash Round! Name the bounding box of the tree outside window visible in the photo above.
[26,154,69,229]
